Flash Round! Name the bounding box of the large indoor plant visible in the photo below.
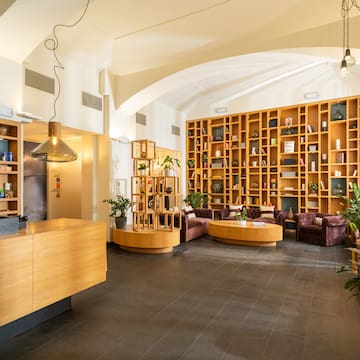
[339,181,360,244]
[103,195,132,229]
[184,191,208,208]
[161,155,181,176]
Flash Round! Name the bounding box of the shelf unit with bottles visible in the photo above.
[0,118,21,217]
[186,95,360,214]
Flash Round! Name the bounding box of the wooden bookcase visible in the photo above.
[186,95,360,214]
[0,118,21,217]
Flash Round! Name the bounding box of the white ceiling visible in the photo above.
[1,0,360,137]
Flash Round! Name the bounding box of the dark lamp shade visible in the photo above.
[30,122,78,162]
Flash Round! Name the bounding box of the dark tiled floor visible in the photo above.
[1,232,360,360]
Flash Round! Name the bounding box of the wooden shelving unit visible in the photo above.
[186,95,360,214]
[0,118,21,217]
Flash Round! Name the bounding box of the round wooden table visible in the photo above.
[208,220,283,247]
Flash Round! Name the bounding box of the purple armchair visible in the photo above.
[294,212,346,246]
[180,208,215,242]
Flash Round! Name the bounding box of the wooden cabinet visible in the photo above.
[186,95,360,214]
[0,118,21,217]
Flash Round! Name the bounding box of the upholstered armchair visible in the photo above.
[180,208,215,242]
[294,212,346,246]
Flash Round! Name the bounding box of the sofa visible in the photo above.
[219,205,288,231]
[180,208,215,242]
[294,212,346,246]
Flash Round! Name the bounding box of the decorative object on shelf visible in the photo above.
[285,117,293,126]
[31,0,91,162]
[322,153,328,163]
[232,160,239,167]
[161,155,181,176]
[187,159,195,168]
[202,153,208,168]
[287,207,294,220]
[0,126,8,136]
[309,183,318,194]
[212,183,222,193]
[215,149,221,157]
[138,163,146,176]
[331,103,347,120]
[251,129,259,138]
[165,186,173,194]
[184,192,208,208]
[322,121,328,131]
[333,183,344,195]
[335,138,341,149]
[271,179,277,189]
[103,195,132,229]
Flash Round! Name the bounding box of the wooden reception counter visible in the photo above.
[0,218,107,331]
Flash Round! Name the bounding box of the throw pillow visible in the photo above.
[187,212,196,219]
[229,204,243,218]
[260,205,275,219]
[313,216,323,226]
[184,205,193,213]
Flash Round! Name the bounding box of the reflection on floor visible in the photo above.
[1,232,359,360]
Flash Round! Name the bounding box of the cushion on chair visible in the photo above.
[184,205,196,219]
[229,204,243,218]
[187,212,196,219]
[313,217,323,226]
[259,205,275,219]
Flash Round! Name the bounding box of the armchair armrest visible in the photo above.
[275,210,288,226]
[194,208,215,220]
[322,216,345,227]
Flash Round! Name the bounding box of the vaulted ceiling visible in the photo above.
[1,0,360,115]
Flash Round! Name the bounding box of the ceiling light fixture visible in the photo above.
[31,0,90,162]
[340,0,359,75]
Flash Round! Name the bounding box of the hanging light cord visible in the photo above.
[44,0,90,122]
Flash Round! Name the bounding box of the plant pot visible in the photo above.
[139,169,146,176]
[165,169,175,176]
[115,216,127,229]
[239,220,247,226]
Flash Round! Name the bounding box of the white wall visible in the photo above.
[23,44,103,134]
[0,56,23,113]
[136,101,183,150]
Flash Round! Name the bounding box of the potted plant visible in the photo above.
[184,192,208,208]
[235,208,247,225]
[339,182,360,245]
[138,163,146,176]
[202,153,208,168]
[103,195,132,229]
[187,159,195,168]
[309,182,318,194]
[161,155,181,176]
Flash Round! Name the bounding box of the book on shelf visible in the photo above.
[353,169,358,177]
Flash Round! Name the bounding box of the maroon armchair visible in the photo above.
[180,208,215,242]
[294,212,346,246]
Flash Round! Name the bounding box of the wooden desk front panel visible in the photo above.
[0,235,33,326]
[33,222,106,311]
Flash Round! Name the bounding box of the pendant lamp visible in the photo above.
[31,0,90,162]
[30,122,77,162]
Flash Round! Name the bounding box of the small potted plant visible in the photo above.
[235,208,247,225]
[138,163,147,176]
[161,155,181,176]
[184,192,208,208]
[309,182,318,194]
[187,159,195,168]
[103,195,132,229]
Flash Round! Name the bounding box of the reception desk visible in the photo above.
[0,218,107,332]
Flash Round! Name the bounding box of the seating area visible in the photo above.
[219,204,288,230]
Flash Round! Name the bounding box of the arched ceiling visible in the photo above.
[1,0,360,115]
